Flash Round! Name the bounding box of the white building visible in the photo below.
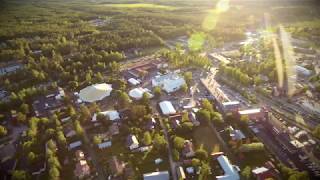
[152,73,186,93]
[216,155,240,180]
[69,141,82,150]
[79,83,112,103]
[98,141,112,149]
[295,65,311,77]
[159,101,176,115]
[92,110,120,122]
[128,78,141,86]
[143,171,169,180]
[127,135,139,150]
[129,87,153,100]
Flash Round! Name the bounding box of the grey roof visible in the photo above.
[143,171,169,180]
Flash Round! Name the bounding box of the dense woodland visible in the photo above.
[1,0,320,180]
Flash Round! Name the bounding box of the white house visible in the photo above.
[127,135,139,150]
[92,110,120,122]
[128,78,141,86]
[98,141,112,149]
[69,141,82,150]
[152,73,186,93]
[143,171,169,180]
[129,87,153,100]
[159,101,176,115]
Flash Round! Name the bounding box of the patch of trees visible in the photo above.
[219,64,252,86]
[161,47,212,69]
[196,99,224,126]
[278,163,309,180]
[312,124,320,139]
[238,142,264,152]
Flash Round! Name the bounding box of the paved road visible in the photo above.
[159,119,177,180]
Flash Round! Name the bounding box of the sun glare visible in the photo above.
[216,0,230,13]
[280,25,297,98]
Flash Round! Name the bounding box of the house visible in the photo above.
[79,83,112,103]
[0,62,23,75]
[145,118,156,130]
[143,171,170,180]
[74,160,91,179]
[109,156,125,176]
[64,126,76,138]
[182,140,195,158]
[252,167,274,180]
[152,72,186,93]
[92,110,120,122]
[129,87,153,100]
[222,101,240,113]
[69,141,82,150]
[32,88,65,117]
[186,167,195,175]
[155,158,163,165]
[189,112,200,126]
[159,101,176,115]
[215,155,240,180]
[177,166,186,180]
[238,108,267,121]
[98,141,112,149]
[137,146,152,152]
[229,127,246,141]
[74,150,90,179]
[169,114,182,129]
[295,65,312,77]
[61,116,71,123]
[128,78,141,86]
[127,135,139,150]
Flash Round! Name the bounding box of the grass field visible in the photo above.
[100,3,177,10]
[193,125,221,154]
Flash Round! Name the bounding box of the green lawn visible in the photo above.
[99,3,177,10]
[193,125,221,154]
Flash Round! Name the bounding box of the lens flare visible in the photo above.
[280,25,297,98]
[188,32,206,51]
[202,9,219,31]
[202,0,230,31]
[216,0,230,13]
[272,37,284,88]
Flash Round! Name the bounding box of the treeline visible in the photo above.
[161,46,212,69]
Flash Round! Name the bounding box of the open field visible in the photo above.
[193,124,221,154]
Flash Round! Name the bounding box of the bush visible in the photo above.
[239,142,264,152]
[0,125,8,137]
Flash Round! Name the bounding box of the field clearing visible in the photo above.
[99,3,177,10]
[193,125,221,154]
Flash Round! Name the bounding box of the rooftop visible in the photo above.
[152,72,186,93]
[159,101,176,115]
[238,108,261,115]
[79,83,112,103]
[143,171,170,180]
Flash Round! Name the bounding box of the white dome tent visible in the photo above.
[129,87,153,100]
[79,83,112,103]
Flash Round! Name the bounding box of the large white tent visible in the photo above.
[79,83,112,103]
[129,88,153,100]
[159,101,176,115]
